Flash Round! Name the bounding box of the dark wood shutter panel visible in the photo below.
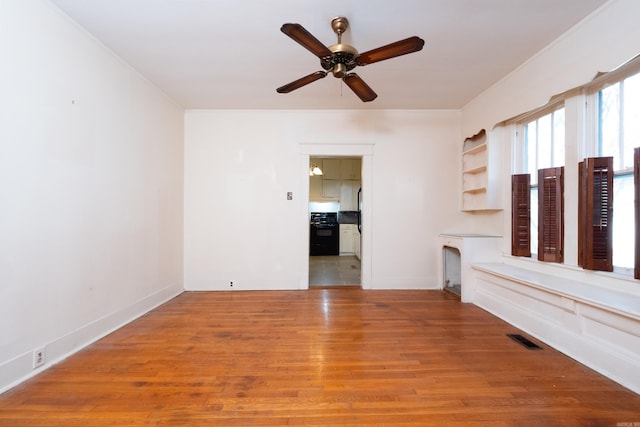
[511,174,531,257]
[538,167,564,262]
[578,161,585,267]
[635,148,640,280]
[582,157,614,272]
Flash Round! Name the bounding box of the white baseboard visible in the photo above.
[0,284,183,394]
[472,266,640,394]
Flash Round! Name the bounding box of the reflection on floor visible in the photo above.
[309,255,361,287]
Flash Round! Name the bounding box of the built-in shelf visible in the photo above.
[463,165,487,175]
[463,186,487,194]
[463,142,487,155]
[461,129,502,211]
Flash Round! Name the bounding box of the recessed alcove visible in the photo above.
[443,246,461,297]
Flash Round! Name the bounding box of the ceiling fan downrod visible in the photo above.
[331,16,348,43]
[327,17,357,79]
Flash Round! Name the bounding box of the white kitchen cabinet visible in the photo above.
[309,158,361,202]
[309,169,340,200]
[322,179,341,198]
[340,224,356,254]
[354,229,361,260]
[309,175,322,199]
[339,180,361,210]
[321,159,341,180]
[341,159,361,180]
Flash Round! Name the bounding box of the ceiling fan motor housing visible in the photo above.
[323,44,358,78]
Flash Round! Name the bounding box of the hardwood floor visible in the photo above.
[1,289,639,426]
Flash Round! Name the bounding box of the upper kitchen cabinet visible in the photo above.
[309,158,341,200]
[309,158,361,202]
[320,159,341,180]
[309,174,323,199]
[339,180,360,210]
[461,129,502,211]
[309,174,340,200]
[341,159,361,180]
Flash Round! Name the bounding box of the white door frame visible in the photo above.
[299,142,374,290]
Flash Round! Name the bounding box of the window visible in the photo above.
[597,71,640,271]
[522,108,565,256]
[508,55,640,277]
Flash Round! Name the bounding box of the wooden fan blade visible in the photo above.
[356,36,425,66]
[343,73,377,102]
[281,23,333,59]
[276,71,327,94]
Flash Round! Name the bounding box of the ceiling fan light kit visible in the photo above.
[277,17,424,102]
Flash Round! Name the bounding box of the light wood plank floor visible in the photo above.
[1,289,639,426]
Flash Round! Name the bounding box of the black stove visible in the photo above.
[310,212,339,256]
[310,212,338,225]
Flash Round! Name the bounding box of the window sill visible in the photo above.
[473,261,640,320]
[499,253,640,295]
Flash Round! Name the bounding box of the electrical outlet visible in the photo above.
[33,347,45,369]
[229,281,234,288]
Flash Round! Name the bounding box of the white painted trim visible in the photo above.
[472,263,640,394]
[0,285,183,394]
[300,142,374,289]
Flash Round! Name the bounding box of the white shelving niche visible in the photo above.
[461,129,502,211]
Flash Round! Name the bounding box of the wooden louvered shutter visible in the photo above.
[538,167,564,262]
[578,161,585,266]
[635,148,640,280]
[511,174,531,257]
[582,157,614,272]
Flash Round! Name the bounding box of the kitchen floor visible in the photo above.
[309,255,361,287]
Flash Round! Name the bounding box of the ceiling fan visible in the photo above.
[276,17,425,102]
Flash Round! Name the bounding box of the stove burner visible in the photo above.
[310,212,338,225]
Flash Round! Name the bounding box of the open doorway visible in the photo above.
[308,156,362,287]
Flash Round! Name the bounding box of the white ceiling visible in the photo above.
[49,0,608,110]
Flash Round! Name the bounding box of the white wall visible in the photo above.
[0,0,184,392]
[462,0,640,138]
[184,109,467,291]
